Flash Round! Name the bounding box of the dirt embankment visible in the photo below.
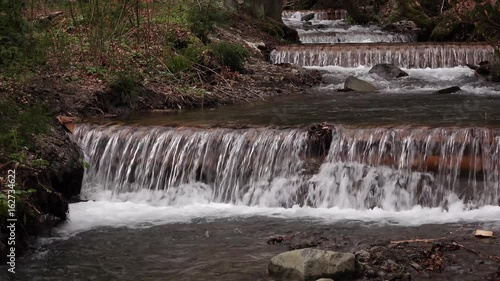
[18,12,320,119]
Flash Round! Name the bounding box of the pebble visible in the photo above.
[355,249,371,262]
[410,261,422,271]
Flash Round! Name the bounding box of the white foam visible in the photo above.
[60,194,500,236]
[309,66,500,95]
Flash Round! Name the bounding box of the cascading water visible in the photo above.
[75,124,309,207]
[282,9,417,44]
[299,32,417,44]
[271,43,495,68]
[307,126,500,210]
[282,10,348,21]
[75,124,500,211]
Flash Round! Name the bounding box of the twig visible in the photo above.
[451,242,500,261]
[390,238,446,244]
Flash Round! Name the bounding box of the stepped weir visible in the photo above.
[75,124,500,210]
[271,43,495,68]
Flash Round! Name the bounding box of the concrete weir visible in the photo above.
[271,42,495,68]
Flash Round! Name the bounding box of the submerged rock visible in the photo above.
[344,76,377,92]
[433,86,461,95]
[368,64,409,79]
[269,248,358,281]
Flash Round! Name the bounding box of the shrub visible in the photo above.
[210,42,249,72]
[186,0,228,44]
[0,0,45,76]
[0,100,51,153]
[109,73,140,106]
[165,54,193,74]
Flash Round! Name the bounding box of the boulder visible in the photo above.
[433,86,461,95]
[301,13,315,22]
[269,248,358,281]
[368,64,409,79]
[344,76,377,92]
[382,20,419,33]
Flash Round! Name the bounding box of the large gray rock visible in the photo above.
[344,76,377,92]
[368,64,409,79]
[269,248,358,281]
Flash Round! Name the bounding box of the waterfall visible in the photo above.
[299,32,417,44]
[75,124,500,210]
[75,124,309,207]
[307,126,500,210]
[271,43,494,68]
[282,10,348,21]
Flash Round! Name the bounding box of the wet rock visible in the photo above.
[355,250,370,263]
[400,272,412,281]
[344,76,377,92]
[409,261,423,271]
[377,271,387,279]
[269,248,358,281]
[382,20,419,34]
[368,64,409,79]
[301,13,315,22]
[469,61,500,82]
[267,236,284,244]
[433,86,461,95]
[289,237,328,250]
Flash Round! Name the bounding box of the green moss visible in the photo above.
[430,13,460,41]
[257,20,285,38]
[472,3,500,41]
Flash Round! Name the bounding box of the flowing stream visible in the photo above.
[7,9,500,281]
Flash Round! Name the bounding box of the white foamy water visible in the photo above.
[311,66,500,95]
[272,44,494,68]
[61,196,500,236]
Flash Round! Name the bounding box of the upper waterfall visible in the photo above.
[271,43,494,68]
[282,10,348,21]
